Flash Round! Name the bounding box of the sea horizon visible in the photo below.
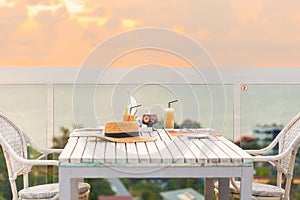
[1,67,300,147]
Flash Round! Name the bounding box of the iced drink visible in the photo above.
[123,114,134,121]
[164,108,174,129]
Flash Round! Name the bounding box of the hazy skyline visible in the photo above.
[1,0,300,67]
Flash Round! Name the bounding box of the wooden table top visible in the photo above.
[59,129,252,167]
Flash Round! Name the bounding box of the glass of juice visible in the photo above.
[164,107,174,129]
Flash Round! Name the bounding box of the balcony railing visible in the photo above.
[1,67,300,147]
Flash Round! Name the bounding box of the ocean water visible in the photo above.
[240,84,300,134]
[54,84,233,139]
[0,83,299,147]
[0,85,48,146]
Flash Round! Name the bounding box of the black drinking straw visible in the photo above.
[128,104,142,120]
[168,100,178,108]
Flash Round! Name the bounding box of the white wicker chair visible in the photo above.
[215,113,300,200]
[0,112,90,200]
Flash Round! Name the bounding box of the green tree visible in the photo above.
[130,181,163,200]
[254,166,271,176]
[239,138,260,150]
[52,126,71,148]
[179,119,201,129]
[154,119,201,129]
[0,147,12,199]
[166,178,203,194]
[293,184,300,199]
[85,179,115,199]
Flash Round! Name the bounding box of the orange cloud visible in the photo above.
[27,3,63,19]
[229,0,263,22]
[196,28,212,41]
[19,18,39,31]
[1,0,300,67]
[292,13,300,21]
[173,25,184,33]
[76,16,108,27]
[63,0,85,15]
[121,18,140,29]
[0,0,14,8]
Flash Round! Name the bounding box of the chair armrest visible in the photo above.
[35,146,63,155]
[245,137,279,155]
[6,147,59,166]
[0,135,59,166]
[251,146,294,162]
[246,149,267,155]
[250,134,300,162]
[28,139,63,155]
[23,132,63,155]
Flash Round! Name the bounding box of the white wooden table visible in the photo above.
[59,129,253,200]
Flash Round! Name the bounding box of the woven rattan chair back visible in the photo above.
[214,113,300,200]
[0,112,31,199]
[0,112,90,200]
[276,113,300,198]
[278,114,300,172]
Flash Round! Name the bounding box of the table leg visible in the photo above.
[240,166,253,200]
[204,178,214,200]
[59,168,79,200]
[218,178,230,200]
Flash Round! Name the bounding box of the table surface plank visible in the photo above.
[153,140,173,164]
[59,137,78,163]
[70,137,87,164]
[143,132,162,164]
[126,142,139,164]
[59,129,252,167]
[201,138,232,164]
[218,136,253,163]
[192,139,220,163]
[82,137,96,163]
[180,137,207,164]
[93,139,106,163]
[136,142,150,164]
[115,142,127,164]
[172,137,196,164]
[211,139,243,163]
[105,141,116,164]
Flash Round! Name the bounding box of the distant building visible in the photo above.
[252,124,283,151]
[160,188,204,200]
[252,124,300,168]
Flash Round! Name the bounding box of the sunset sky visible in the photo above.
[1,0,300,67]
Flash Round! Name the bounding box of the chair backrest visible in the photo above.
[0,112,30,199]
[276,113,300,197]
[278,113,300,172]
